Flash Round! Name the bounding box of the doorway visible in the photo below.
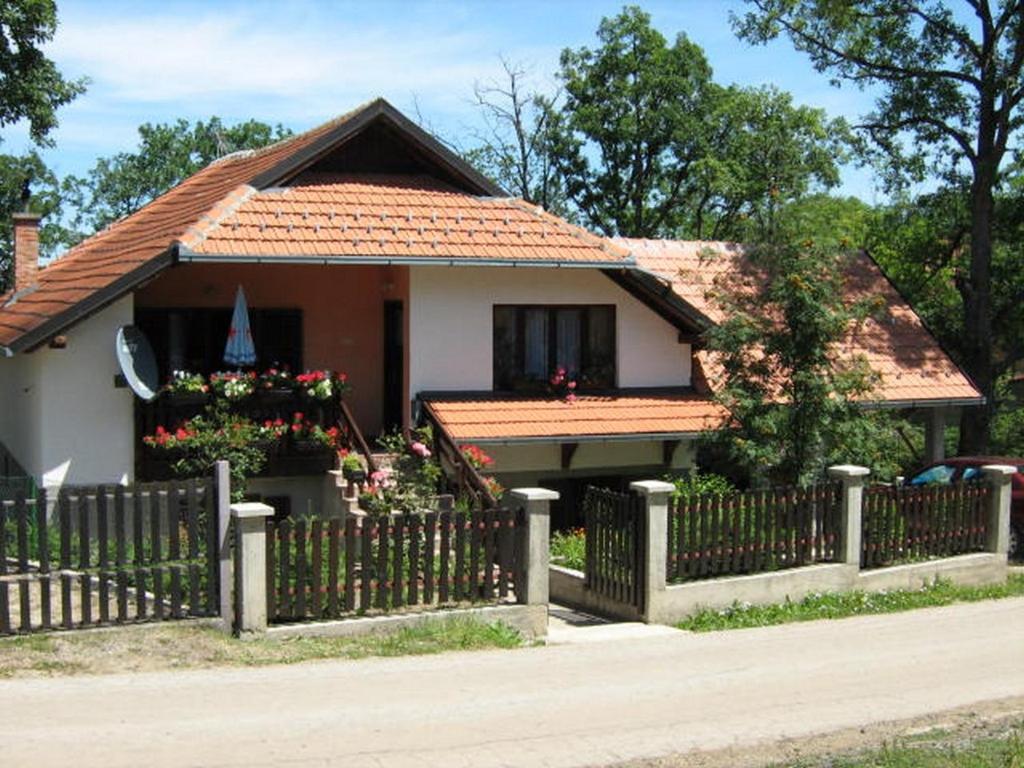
[382,300,404,433]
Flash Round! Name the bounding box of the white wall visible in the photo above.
[0,348,42,477]
[408,266,691,396]
[0,296,135,489]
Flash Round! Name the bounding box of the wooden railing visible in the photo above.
[419,402,497,508]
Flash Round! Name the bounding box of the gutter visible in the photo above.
[858,396,986,410]
[457,432,708,446]
[176,249,635,270]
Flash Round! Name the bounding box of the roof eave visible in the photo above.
[454,431,712,446]
[5,246,178,355]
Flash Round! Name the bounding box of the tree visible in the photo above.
[546,6,717,237]
[544,6,844,240]
[734,0,1024,453]
[0,151,77,290]
[0,1,86,146]
[703,240,887,486]
[690,85,846,240]
[65,117,292,237]
[464,58,566,214]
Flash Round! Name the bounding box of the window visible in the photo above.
[493,305,615,391]
[135,307,303,378]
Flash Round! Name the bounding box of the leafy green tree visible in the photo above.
[734,0,1024,452]
[0,0,86,145]
[703,240,885,486]
[546,6,717,237]
[694,85,846,240]
[544,7,843,240]
[65,117,292,237]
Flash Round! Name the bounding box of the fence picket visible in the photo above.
[345,516,357,613]
[328,518,340,617]
[311,518,323,618]
[360,517,373,612]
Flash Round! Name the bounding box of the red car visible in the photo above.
[906,456,1024,559]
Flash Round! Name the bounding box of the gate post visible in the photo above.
[214,460,233,629]
[509,488,558,607]
[231,502,275,636]
[982,465,1015,556]
[827,465,870,566]
[630,480,674,623]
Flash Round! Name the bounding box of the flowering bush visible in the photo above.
[459,444,494,471]
[164,371,208,395]
[255,418,288,444]
[296,370,349,401]
[549,366,578,404]
[142,401,267,501]
[360,427,442,515]
[209,371,256,401]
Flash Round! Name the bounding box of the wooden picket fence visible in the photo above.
[265,502,521,623]
[668,483,842,582]
[861,482,989,569]
[0,478,219,635]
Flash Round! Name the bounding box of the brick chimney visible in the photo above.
[12,212,41,293]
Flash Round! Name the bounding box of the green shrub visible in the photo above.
[550,527,586,571]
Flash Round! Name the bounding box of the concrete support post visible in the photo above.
[214,460,232,628]
[630,480,675,622]
[826,465,870,566]
[509,488,558,606]
[982,465,1015,556]
[923,408,947,463]
[230,502,275,636]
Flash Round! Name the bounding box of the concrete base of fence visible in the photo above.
[549,565,644,621]
[554,553,1008,627]
[650,564,858,625]
[856,552,1007,592]
[264,603,548,642]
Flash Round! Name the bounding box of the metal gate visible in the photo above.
[0,478,219,635]
[583,486,645,614]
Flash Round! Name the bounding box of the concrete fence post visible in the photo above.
[982,465,1015,557]
[826,465,870,566]
[230,502,275,636]
[630,480,675,623]
[509,488,558,606]
[214,460,232,629]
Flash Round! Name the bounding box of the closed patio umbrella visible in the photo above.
[224,285,256,367]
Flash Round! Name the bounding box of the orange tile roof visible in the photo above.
[424,392,729,441]
[184,172,627,263]
[0,100,628,352]
[620,239,982,405]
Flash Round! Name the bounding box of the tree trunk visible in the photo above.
[958,164,996,454]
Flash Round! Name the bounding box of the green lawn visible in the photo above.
[780,726,1024,768]
[678,574,1024,632]
[0,616,525,678]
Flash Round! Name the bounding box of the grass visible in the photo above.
[550,528,586,571]
[0,616,525,679]
[780,725,1024,768]
[678,573,1024,632]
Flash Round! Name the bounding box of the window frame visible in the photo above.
[492,303,617,393]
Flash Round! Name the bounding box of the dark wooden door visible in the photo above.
[382,301,404,433]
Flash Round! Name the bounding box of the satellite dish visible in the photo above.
[115,325,159,402]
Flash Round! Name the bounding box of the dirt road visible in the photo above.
[2,598,1022,768]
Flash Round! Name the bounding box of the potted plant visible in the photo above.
[288,412,340,453]
[340,451,366,484]
[296,370,349,401]
[209,371,257,402]
[256,366,295,402]
[163,371,209,405]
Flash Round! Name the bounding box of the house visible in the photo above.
[0,99,982,523]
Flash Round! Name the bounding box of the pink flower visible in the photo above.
[410,441,431,458]
[565,393,577,405]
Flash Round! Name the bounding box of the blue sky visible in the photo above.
[6,0,890,200]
